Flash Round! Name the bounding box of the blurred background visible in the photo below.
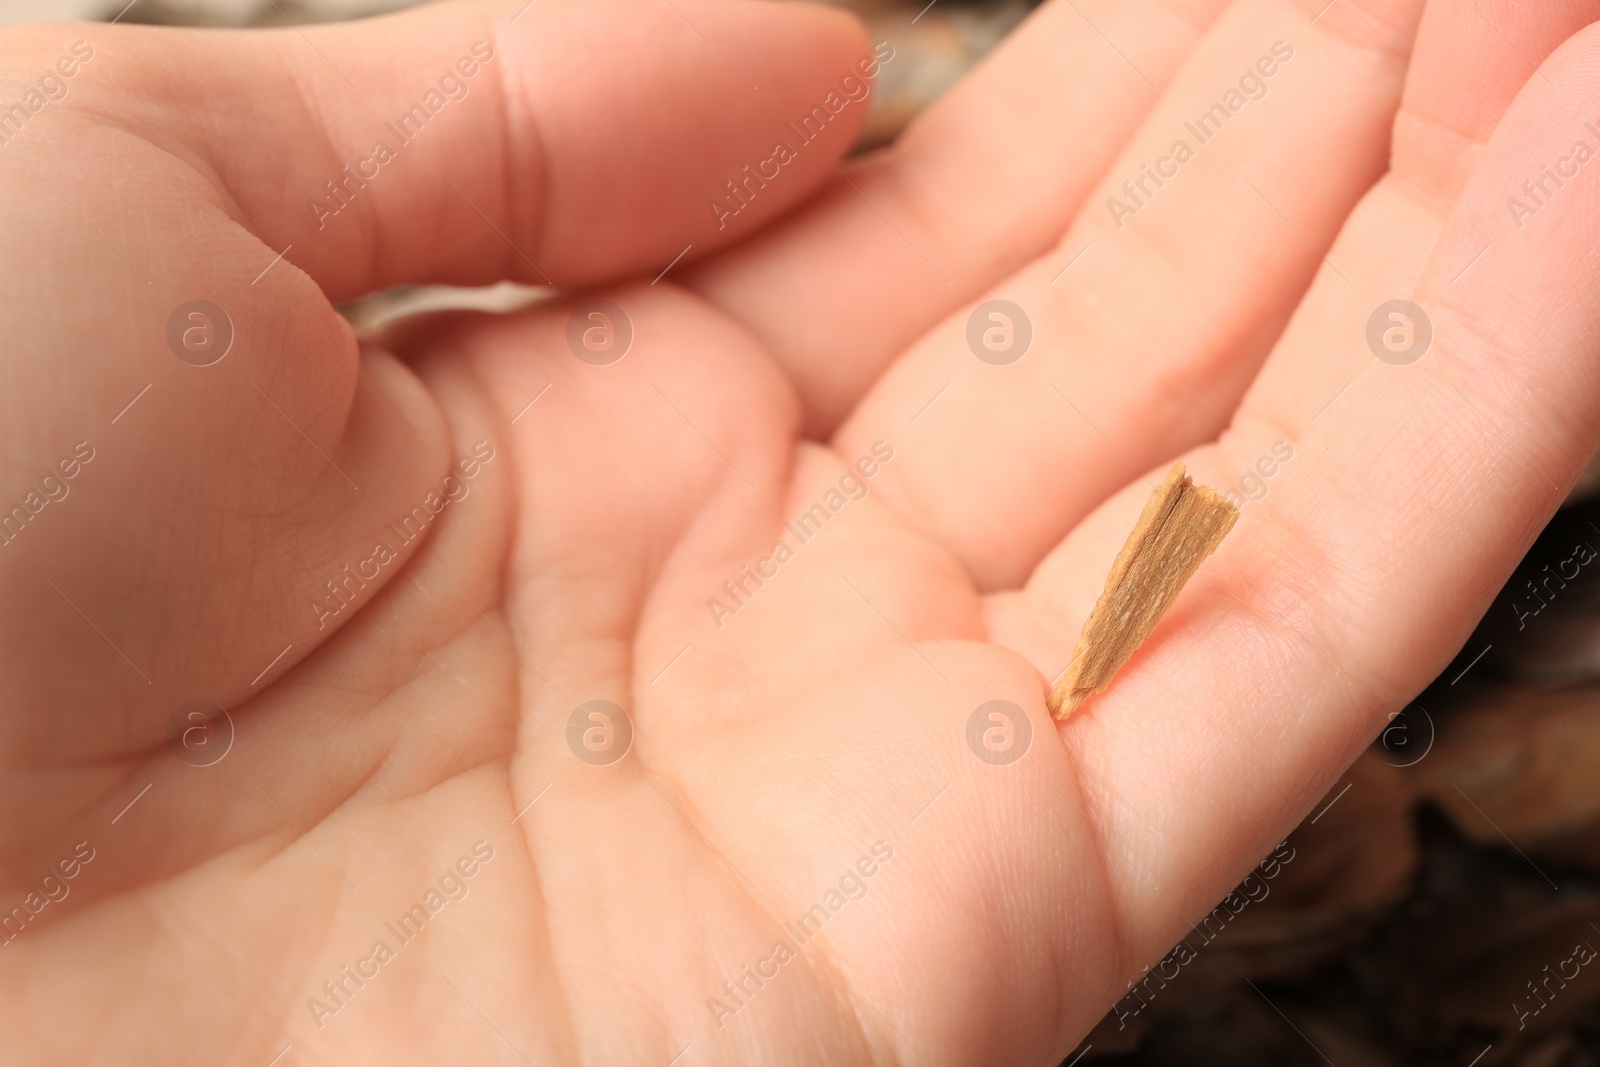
[18,0,1600,1063]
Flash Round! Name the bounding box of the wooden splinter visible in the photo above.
[1047,462,1238,720]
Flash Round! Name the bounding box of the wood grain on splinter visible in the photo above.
[1047,462,1238,720]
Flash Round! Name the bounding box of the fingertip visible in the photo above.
[763,0,874,59]
[636,0,880,254]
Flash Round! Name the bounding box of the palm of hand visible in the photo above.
[10,0,1600,1063]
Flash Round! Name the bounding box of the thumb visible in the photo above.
[63,0,874,298]
[0,0,868,764]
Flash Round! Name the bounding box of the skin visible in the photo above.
[2,0,1600,1062]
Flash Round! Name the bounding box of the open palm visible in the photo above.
[7,0,1600,1063]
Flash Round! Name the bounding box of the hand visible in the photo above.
[5,0,1600,1062]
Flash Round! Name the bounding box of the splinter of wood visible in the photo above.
[1047,462,1238,719]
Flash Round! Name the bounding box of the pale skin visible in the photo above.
[2,0,1599,1061]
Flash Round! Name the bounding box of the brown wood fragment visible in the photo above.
[1047,462,1238,719]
